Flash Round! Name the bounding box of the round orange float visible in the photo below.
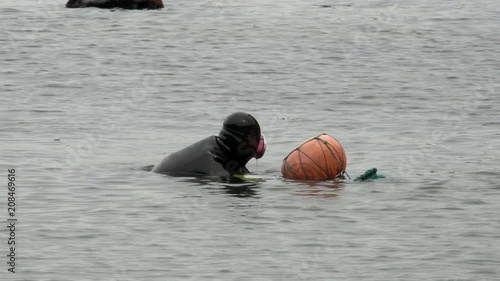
[281,133,347,180]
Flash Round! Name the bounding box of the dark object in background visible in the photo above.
[66,0,164,9]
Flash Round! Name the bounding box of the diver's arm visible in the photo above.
[238,166,250,174]
[207,158,232,179]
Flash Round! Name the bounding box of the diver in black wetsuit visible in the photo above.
[152,112,266,178]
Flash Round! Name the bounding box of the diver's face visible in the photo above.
[234,131,259,160]
[247,130,259,149]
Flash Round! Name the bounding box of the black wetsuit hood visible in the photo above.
[217,112,261,168]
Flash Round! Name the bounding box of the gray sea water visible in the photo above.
[1,0,500,280]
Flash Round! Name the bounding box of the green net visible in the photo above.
[354,168,385,181]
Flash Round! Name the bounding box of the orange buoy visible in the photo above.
[281,133,347,180]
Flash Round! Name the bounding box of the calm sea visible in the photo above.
[1,0,499,280]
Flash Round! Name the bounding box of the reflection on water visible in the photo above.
[291,179,346,198]
[221,183,261,197]
[176,174,263,198]
[141,164,154,171]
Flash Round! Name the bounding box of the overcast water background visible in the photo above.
[1,0,500,280]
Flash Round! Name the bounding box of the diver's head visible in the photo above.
[218,112,266,161]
